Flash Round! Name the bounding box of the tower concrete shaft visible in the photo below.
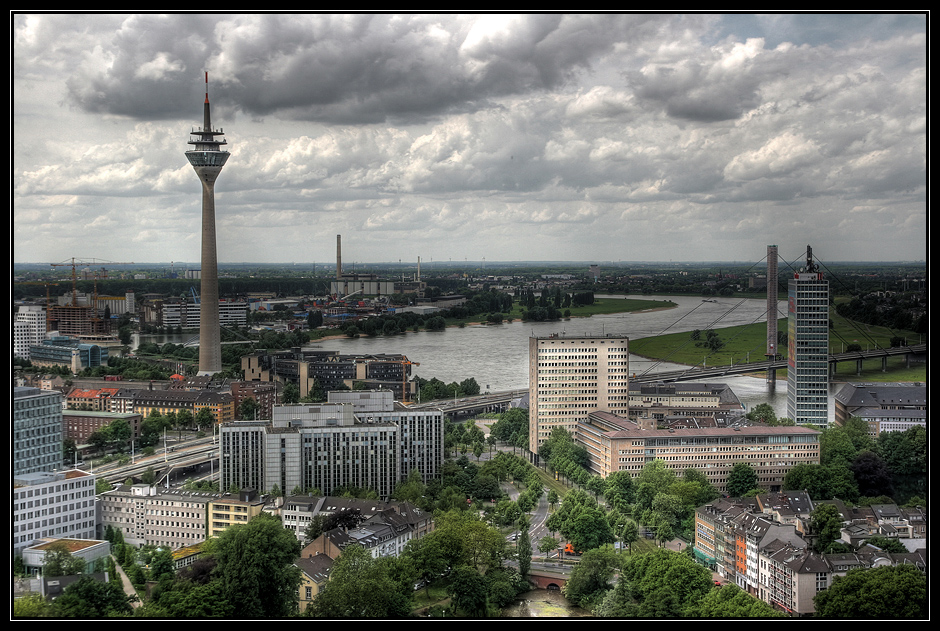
[765,245,780,383]
[185,73,230,376]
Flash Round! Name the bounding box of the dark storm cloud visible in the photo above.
[59,14,666,125]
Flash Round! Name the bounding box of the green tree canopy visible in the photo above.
[810,504,844,553]
[42,541,87,577]
[725,462,758,497]
[51,576,134,617]
[561,544,619,610]
[621,548,712,613]
[308,544,413,618]
[813,564,927,618]
[686,583,786,617]
[212,512,302,618]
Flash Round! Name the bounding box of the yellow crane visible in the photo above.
[49,258,134,306]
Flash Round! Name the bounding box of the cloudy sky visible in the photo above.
[13,13,927,266]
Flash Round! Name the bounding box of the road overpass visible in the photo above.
[408,389,528,416]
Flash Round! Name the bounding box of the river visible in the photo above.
[137,295,846,421]
[306,295,799,418]
[501,588,592,617]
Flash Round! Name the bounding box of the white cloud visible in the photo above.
[13,13,926,263]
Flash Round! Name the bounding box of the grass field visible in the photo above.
[628,306,925,383]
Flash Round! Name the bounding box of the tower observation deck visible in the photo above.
[186,72,229,375]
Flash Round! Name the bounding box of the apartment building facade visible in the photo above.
[528,334,630,453]
[219,391,444,499]
[13,469,98,554]
[98,484,218,549]
[579,411,821,491]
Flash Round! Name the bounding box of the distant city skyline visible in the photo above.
[14,13,927,264]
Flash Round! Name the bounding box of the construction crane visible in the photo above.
[49,258,134,306]
[399,359,420,404]
[13,281,67,329]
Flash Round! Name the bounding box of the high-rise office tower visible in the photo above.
[528,335,630,454]
[786,245,830,428]
[185,73,230,375]
[14,387,64,475]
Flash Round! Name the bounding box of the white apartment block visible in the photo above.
[220,391,445,499]
[14,305,47,359]
[98,484,220,549]
[161,300,247,329]
[528,334,630,453]
[13,469,98,554]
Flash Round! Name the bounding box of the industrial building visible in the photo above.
[27,336,109,373]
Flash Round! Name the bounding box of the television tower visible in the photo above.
[185,72,230,375]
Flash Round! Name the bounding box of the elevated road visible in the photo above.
[408,389,528,416]
[634,343,926,384]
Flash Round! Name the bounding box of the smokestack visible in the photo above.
[417,256,421,281]
[336,235,342,280]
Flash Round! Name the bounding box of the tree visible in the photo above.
[52,575,134,617]
[686,583,786,617]
[860,535,908,554]
[238,397,259,420]
[813,564,926,618]
[308,544,412,618]
[594,576,639,617]
[562,544,619,610]
[547,489,559,510]
[404,534,448,598]
[784,462,860,502]
[447,566,490,617]
[603,470,636,511]
[517,516,532,577]
[746,402,778,425]
[538,535,559,561]
[850,450,894,498]
[42,541,87,576]
[212,512,302,618]
[13,592,55,617]
[725,463,758,497]
[176,409,194,431]
[635,460,677,510]
[621,548,712,614]
[281,381,300,404]
[87,429,110,454]
[810,504,844,553]
[322,508,365,532]
[107,418,132,449]
[150,547,175,582]
[565,506,615,553]
[620,519,640,553]
[194,407,215,431]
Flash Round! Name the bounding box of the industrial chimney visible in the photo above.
[336,235,342,280]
